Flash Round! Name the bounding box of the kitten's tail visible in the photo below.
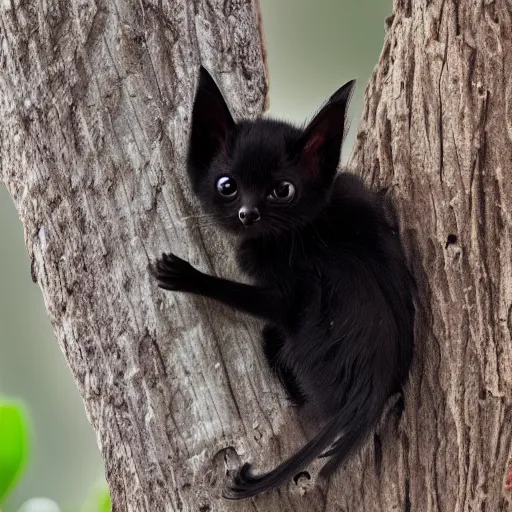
[224,391,383,500]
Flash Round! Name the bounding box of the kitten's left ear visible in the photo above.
[188,66,235,180]
[297,79,356,181]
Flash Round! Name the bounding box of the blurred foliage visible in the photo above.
[0,398,110,512]
[79,485,112,512]
[0,400,29,505]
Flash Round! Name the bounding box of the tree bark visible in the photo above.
[347,1,512,511]
[1,1,511,512]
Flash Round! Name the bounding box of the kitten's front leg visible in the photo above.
[152,253,207,294]
[152,253,283,321]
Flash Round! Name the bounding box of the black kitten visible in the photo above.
[152,67,415,499]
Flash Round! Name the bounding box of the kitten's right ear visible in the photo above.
[188,66,235,174]
[295,79,356,184]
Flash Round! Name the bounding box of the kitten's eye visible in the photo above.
[216,176,238,199]
[268,181,296,203]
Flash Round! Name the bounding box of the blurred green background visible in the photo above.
[0,1,390,510]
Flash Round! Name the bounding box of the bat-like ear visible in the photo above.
[296,79,356,182]
[188,66,235,174]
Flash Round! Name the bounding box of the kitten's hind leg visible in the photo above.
[262,325,306,407]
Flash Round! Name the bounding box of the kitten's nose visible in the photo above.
[238,206,261,226]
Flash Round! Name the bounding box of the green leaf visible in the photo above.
[80,482,111,512]
[0,399,30,504]
[97,490,111,512]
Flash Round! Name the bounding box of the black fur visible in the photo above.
[152,66,415,499]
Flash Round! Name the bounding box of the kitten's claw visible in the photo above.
[151,252,200,292]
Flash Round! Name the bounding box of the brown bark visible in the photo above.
[1,0,511,511]
[347,1,512,510]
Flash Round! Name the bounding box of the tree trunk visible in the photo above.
[347,1,512,511]
[1,1,510,512]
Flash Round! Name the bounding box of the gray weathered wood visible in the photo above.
[1,0,511,510]
[346,1,512,510]
[0,1,287,510]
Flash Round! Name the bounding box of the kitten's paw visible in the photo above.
[151,253,201,292]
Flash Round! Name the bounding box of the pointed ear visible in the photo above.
[188,66,235,172]
[297,79,356,181]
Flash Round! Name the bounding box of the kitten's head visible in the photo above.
[187,66,355,238]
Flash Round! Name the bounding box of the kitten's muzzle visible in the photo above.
[238,206,261,226]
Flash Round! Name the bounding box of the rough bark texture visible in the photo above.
[1,0,511,511]
[347,1,512,511]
